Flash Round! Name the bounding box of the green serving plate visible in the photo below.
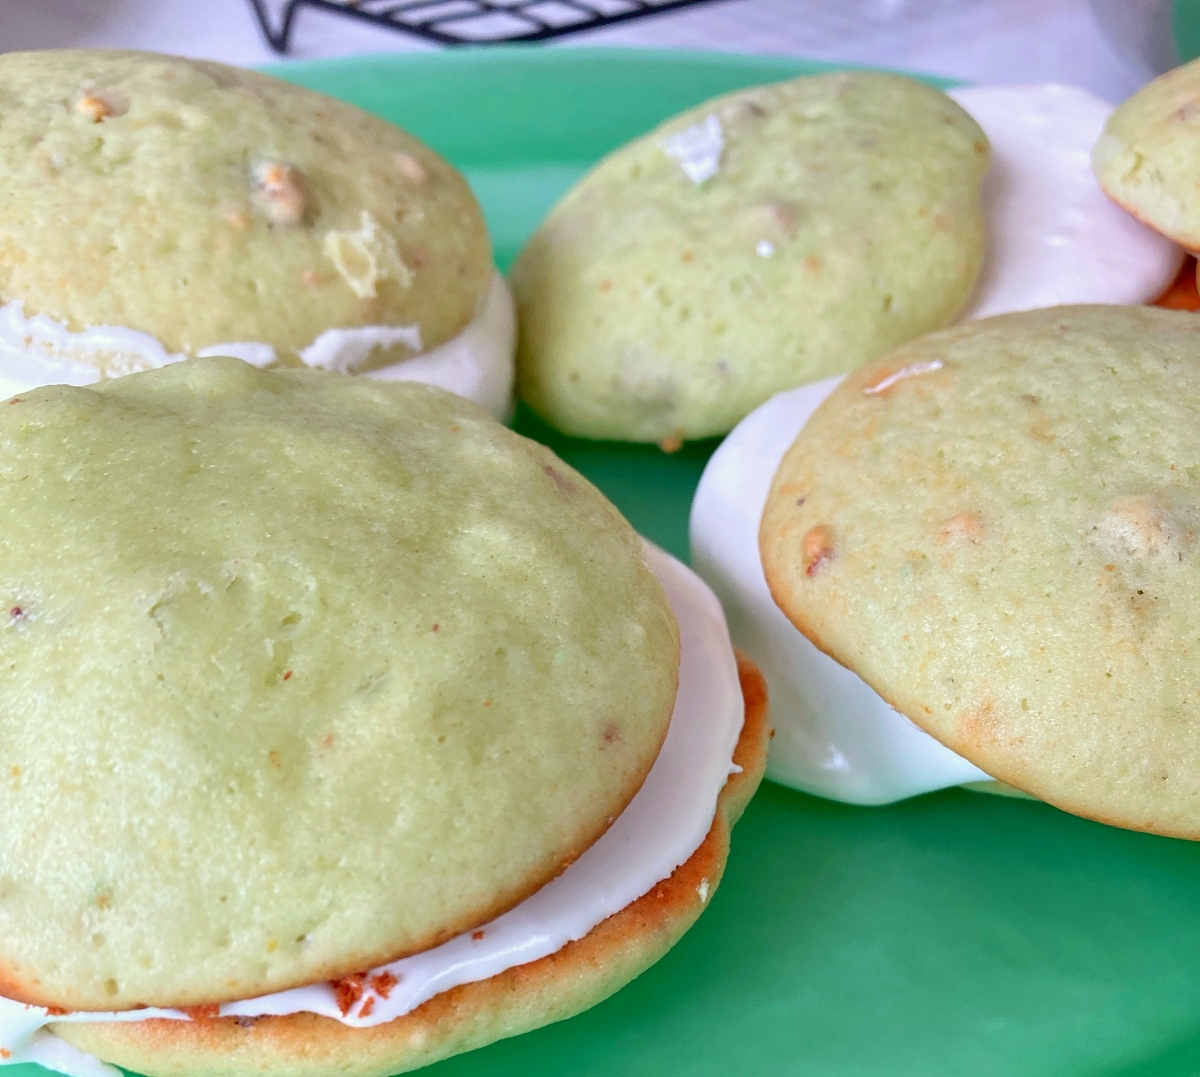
[18,47,1200,1077]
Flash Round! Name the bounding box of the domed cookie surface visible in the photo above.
[0,49,490,376]
[513,71,988,442]
[761,305,1200,838]
[0,358,678,1010]
[1094,56,1200,251]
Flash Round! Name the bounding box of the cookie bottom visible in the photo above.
[55,653,769,1077]
[960,779,1037,801]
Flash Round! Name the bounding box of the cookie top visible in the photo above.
[0,50,491,374]
[760,305,1200,838]
[512,71,988,442]
[0,358,679,1011]
[1094,56,1200,250]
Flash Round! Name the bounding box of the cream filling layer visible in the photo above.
[947,83,1180,318]
[0,542,744,1077]
[0,273,516,420]
[691,376,988,806]
[359,272,516,422]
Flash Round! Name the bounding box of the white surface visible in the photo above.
[947,84,1182,319]
[0,542,745,1076]
[299,324,425,374]
[0,0,1150,100]
[660,115,725,184]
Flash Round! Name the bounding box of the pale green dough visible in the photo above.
[0,50,491,372]
[512,71,989,442]
[0,358,679,1012]
[762,305,1200,840]
[1094,56,1200,252]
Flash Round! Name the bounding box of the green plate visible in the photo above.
[17,47,1200,1077]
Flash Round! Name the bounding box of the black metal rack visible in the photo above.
[247,0,729,52]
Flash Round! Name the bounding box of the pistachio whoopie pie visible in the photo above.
[0,357,767,1077]
[0,50,512,407]
[0,356,677,1011]
[760,304,1200,837]
[512,71,989,443]
[50,656,766,1077]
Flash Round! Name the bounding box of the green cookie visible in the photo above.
[0,50,490,375]
[0,358,678,1012]
[763,305,1200,840]
[1094,55,1200,252]
[513,71,988,443]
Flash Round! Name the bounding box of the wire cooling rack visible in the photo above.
[247,0,731,51]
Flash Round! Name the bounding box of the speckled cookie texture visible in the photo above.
[512,71,989,443]
[1094,56,1200,253]
[761,305,1200,839]
[0,358,679,1012]
[53,657,768,1077]
[0,49,490,373]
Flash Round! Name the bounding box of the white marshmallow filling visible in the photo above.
[691,376,988,805]
[0,273,516,420]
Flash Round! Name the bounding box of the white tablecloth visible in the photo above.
[0,0,1151,100]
